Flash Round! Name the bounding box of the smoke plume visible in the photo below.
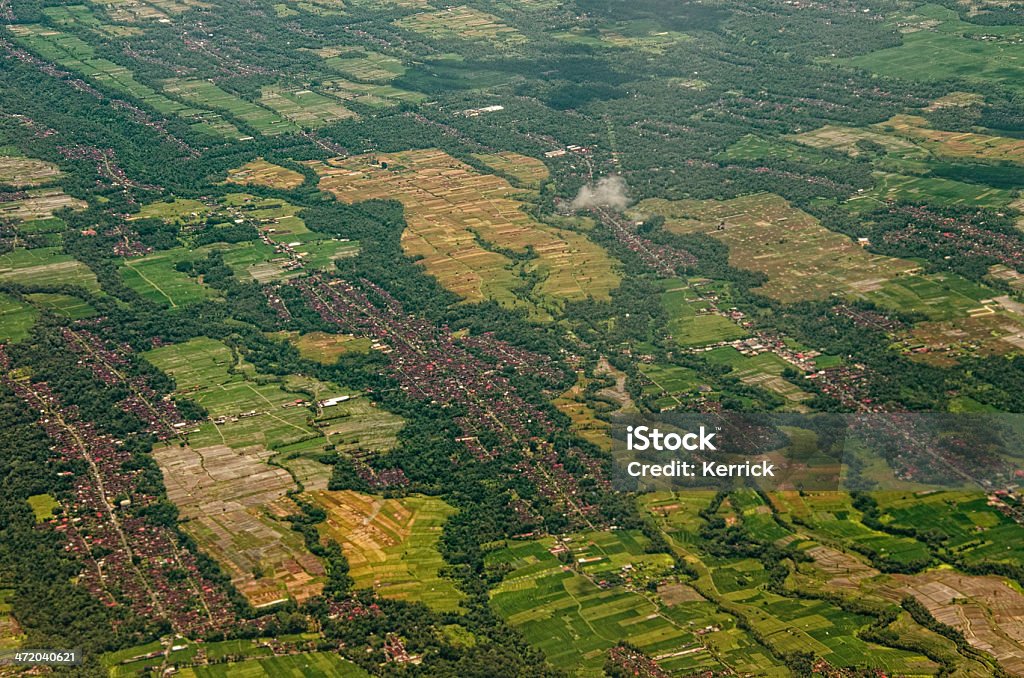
[570,175,630,211]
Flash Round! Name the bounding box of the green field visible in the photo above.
[26,493,58,522]
[8,25,239,137]
[260,87,357,129]
[163,79,297,136]
[120,248,216,308]
[145,337,349,452]
[866,273,992,321]
[847,172,1013,209]
[0,293,37,342]
[0,247,100,292]
[487,531,775,676]
[24,292,96,319]
[842,4,1024,94]
[663,284,748,347]
[321,48,406,82]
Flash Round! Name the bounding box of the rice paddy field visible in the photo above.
[642,492,941,676]
[486,531,777,676]
[0,187,86,222]
[154,441,326,607]
[0,155,62,187]
[226,159,305,190]
[318,48,406,82]
[310,490,465,612]
[841,4,1024,94]
[395,6,527,44]
[178,652,370,677]
[471,152,550,189]
[24,292,96,319]
[0,293,37,343]
[7,25,239,137]
[847,171,1013,210]
[662,283,748,347]
[703,346,814,404]
[638,193,918,303]
[143,336,348,452]
[0,247,100,292]
[259,87,358,129]
[637,362,705,411]
[162,79,296,136]
[119,247,217,308]
[312,149,619,317]
[875,491,1024,566]
[0,587,24,651]
[879,114,1024,164]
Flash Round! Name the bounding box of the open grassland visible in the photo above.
[841,4,1024,94]
[260,87,357,129]
[312,149,619,316]
[395,6,526,44]
[471,152,549,189]
[179,652,370,677]
[0,293,37,343]
[0,247,100,292]
[133,197,211,224]
[637,193,917,303]
[486,532,775,676]
[163,79,296,136]
[226,159,305,190]
[0,187,85,221]
[154,442,325,607]
[311,490,464,612]
[0,155,62,187]
[119,247,217,308]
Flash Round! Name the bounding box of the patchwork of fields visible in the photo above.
[637,193,918,302]
[312,149,619,315]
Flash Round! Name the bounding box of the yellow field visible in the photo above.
[312,149,619,315]
[881,114,1024,163]
[0,156,62,187]
[395,6,526,44]
[310,490,465,612]
[471,152,549,189]
[0,188,85,221]
[636,193,918,303]
[226,159,305,190]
